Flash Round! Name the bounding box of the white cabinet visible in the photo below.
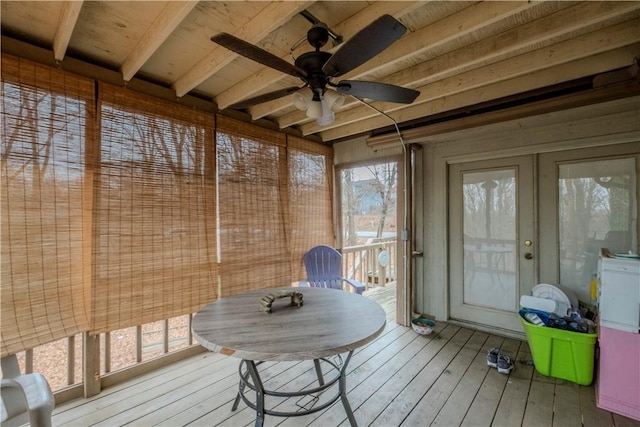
[598,256,640,333]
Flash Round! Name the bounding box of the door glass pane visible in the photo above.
[462,169,517,311]
[340,163,398,287]
[341,163,398,245]
[559,158,637,292]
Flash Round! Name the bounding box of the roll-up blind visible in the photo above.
[216,115,291,295]
[92,83,216,334]
[2,55,336,351]
[1,54,93,356]
[287,136,335,280]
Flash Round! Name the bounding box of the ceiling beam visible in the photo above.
[52,1,83,61]
[285,2,640,132]
[301,17,640,136]
[121,1,198,82]
[366,78,640,149]
[172,1,313,98]
[1,36,217,113]
[317,43,640,142]
[214,1,423,111]
[251,0,542,121]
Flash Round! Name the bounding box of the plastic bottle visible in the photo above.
[589,273,598,306]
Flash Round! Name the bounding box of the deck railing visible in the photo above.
[342,237,397,288]
[14,314,200,402]
[18,240,398,401]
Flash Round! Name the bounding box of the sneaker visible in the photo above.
[487,348,500,368]
[497,354,514,374]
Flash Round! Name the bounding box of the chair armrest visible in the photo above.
[7,374,54,427]
[341,278,366,295]
[1,378,29,421]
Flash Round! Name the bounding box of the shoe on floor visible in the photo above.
[497,354,514,374]
[487,348,500,368]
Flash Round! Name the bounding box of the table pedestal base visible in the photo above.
[232,351,357,427]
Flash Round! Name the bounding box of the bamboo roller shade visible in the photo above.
[287,136,334,280]
[216,116,291,296]
[1,55,335,355]
[92,83,217,335]
[1,55,93,356]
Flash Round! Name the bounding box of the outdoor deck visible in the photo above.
[52,284,640,427]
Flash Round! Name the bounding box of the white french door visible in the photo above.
[449,156,535,333]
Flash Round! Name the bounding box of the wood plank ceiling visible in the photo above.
[2,1,639,143]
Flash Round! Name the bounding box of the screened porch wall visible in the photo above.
[1,53,335,357]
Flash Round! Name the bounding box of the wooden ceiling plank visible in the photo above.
[173,1,314,98]
[252,0,541,121]
[300,18,640,135]
[318,44,640,142]
[215,1,422,111]
[336,0,539,81]
[121,1,198,82]
[383,4,640,91]
[53,1,84,61]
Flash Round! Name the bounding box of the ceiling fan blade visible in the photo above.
[211,33,307,80]
[336,80,419,104]
[322,15,407,78]
[229,86,301,109]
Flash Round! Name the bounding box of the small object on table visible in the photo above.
[259,290,304,313]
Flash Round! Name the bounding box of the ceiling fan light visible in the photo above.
[315,98,335,126]
[316,110,335,126]
[292,93,308,110]
[323,89,345,112]
[306,100,323,119]
[293,88,313,111]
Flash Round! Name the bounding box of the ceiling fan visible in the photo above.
[210,14,420,124]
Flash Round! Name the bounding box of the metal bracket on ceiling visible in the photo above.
[290,10,343,58]
[299,10,343,45]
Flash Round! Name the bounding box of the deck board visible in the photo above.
[491,339,534,427]
[553,381,582,427]
[372,326,473,426]
[400,330,488,426]
[580,384,614,427]
[356,325,460,427]
[52,284,640,427]
[430,334,503,427]
[521,377,555,427]
[294,327,431,426]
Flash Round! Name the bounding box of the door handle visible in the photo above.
[524,252,534,260]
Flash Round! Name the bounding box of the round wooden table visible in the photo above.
[192,286,386,427]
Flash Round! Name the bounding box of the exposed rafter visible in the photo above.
[3,0,639,143]
[121,1,198,82]
[318,44,640,142]
[214,1,424,111]
[251,0,541,121]
[300,8,640,135]
[53,1,83,61]
[173,1,313,98]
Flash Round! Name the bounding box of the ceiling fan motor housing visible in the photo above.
[295,51,332,95]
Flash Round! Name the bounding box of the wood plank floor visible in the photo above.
[53,285,640,427]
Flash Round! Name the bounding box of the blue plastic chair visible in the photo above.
[301,245,366,294]
[300,245,367,388]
